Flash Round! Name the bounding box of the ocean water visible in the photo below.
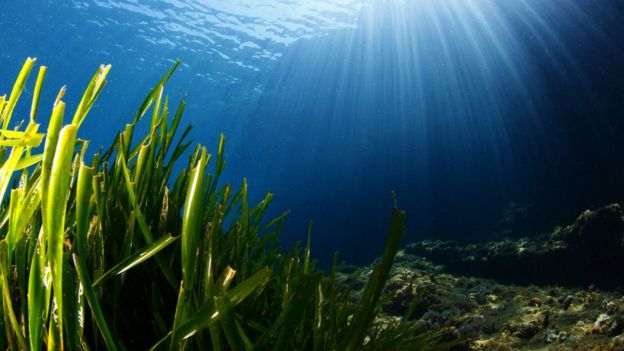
[1,0,624,266]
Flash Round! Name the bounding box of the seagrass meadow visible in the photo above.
[0,58,453,350]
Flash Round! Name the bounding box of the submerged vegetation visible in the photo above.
[0,58,449,350]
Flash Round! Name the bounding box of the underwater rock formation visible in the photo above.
[348,251,624,350]
[406,204,624,288]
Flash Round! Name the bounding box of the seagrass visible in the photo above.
[0,58,450,350]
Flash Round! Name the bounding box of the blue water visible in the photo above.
[2,0,624,265]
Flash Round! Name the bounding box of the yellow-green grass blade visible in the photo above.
[71,64,111,127]
[14,154,43,171]
[0,57,36,130]
[150,84,164,126]
[167,147,209,349]
[62,251,81,351]
[157,95,169,156]
[28,238,47,351]
[40,100,65,252]
[0,123,39,199]
[0,134,45,147]
[215,133,225,174]
[182,267,271,339]
[154,267,271,349]
[30,65,47,122]
[6,178,40,266]
[120,124,134,160]
[13,223,30,347]
[0,95,5,119]
[0,240,28,350]
[181,147,209,293]
[7,175,41,316]
[54,86,66,105]
[160,128,192,190]
[223,182,243,221]
[201,210,220,295]
[34,101,65,345]
[240,178,249,235]
[133,143,150,184]
[163,99,185,156]
[72,254,118,351]
[0,123,43,195]
[214,266,236,296]
[132,59,180,124]
[75,162,93,258]
[303,220,313,274]
[0,144,25,202]
[206,266,236,350]
[91,173,108,280]
[6,188,24,266]
[118,151,178,289]
[0,128,45,142]
[0,287,13,349]
[93,234,178,287]
[45,124,78,350]
[312,281,325,351]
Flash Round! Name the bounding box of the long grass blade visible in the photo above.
[181,147,209,292]
[45,124,78,350]
[71,64,111,127]
[158,267,271,348]
[93,234,178,287]
[28,238,46,351]
[339,194,406,351]
[72,254,118,351]
[0,57,36,129]
[118,151,178,289]
[30,65,47,122]
[0,241,28,350]
[214,295,244,351]
[75,162,93,259]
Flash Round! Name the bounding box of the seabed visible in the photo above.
[347,204,624,350]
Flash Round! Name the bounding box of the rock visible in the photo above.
[381,267,439,317]
[592,313,624,336]
[560,205,624,256]
[503,308,549,339]
[351,229,624,351]
[382,282,417,316]
[470,339,514,351]
[486,294,498,303]
[469,292,488,305]
[544,328,569,344]
[405,204,624,288]
[611,335,624,350]
[605,300,620,315]
[544,328,557,343]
